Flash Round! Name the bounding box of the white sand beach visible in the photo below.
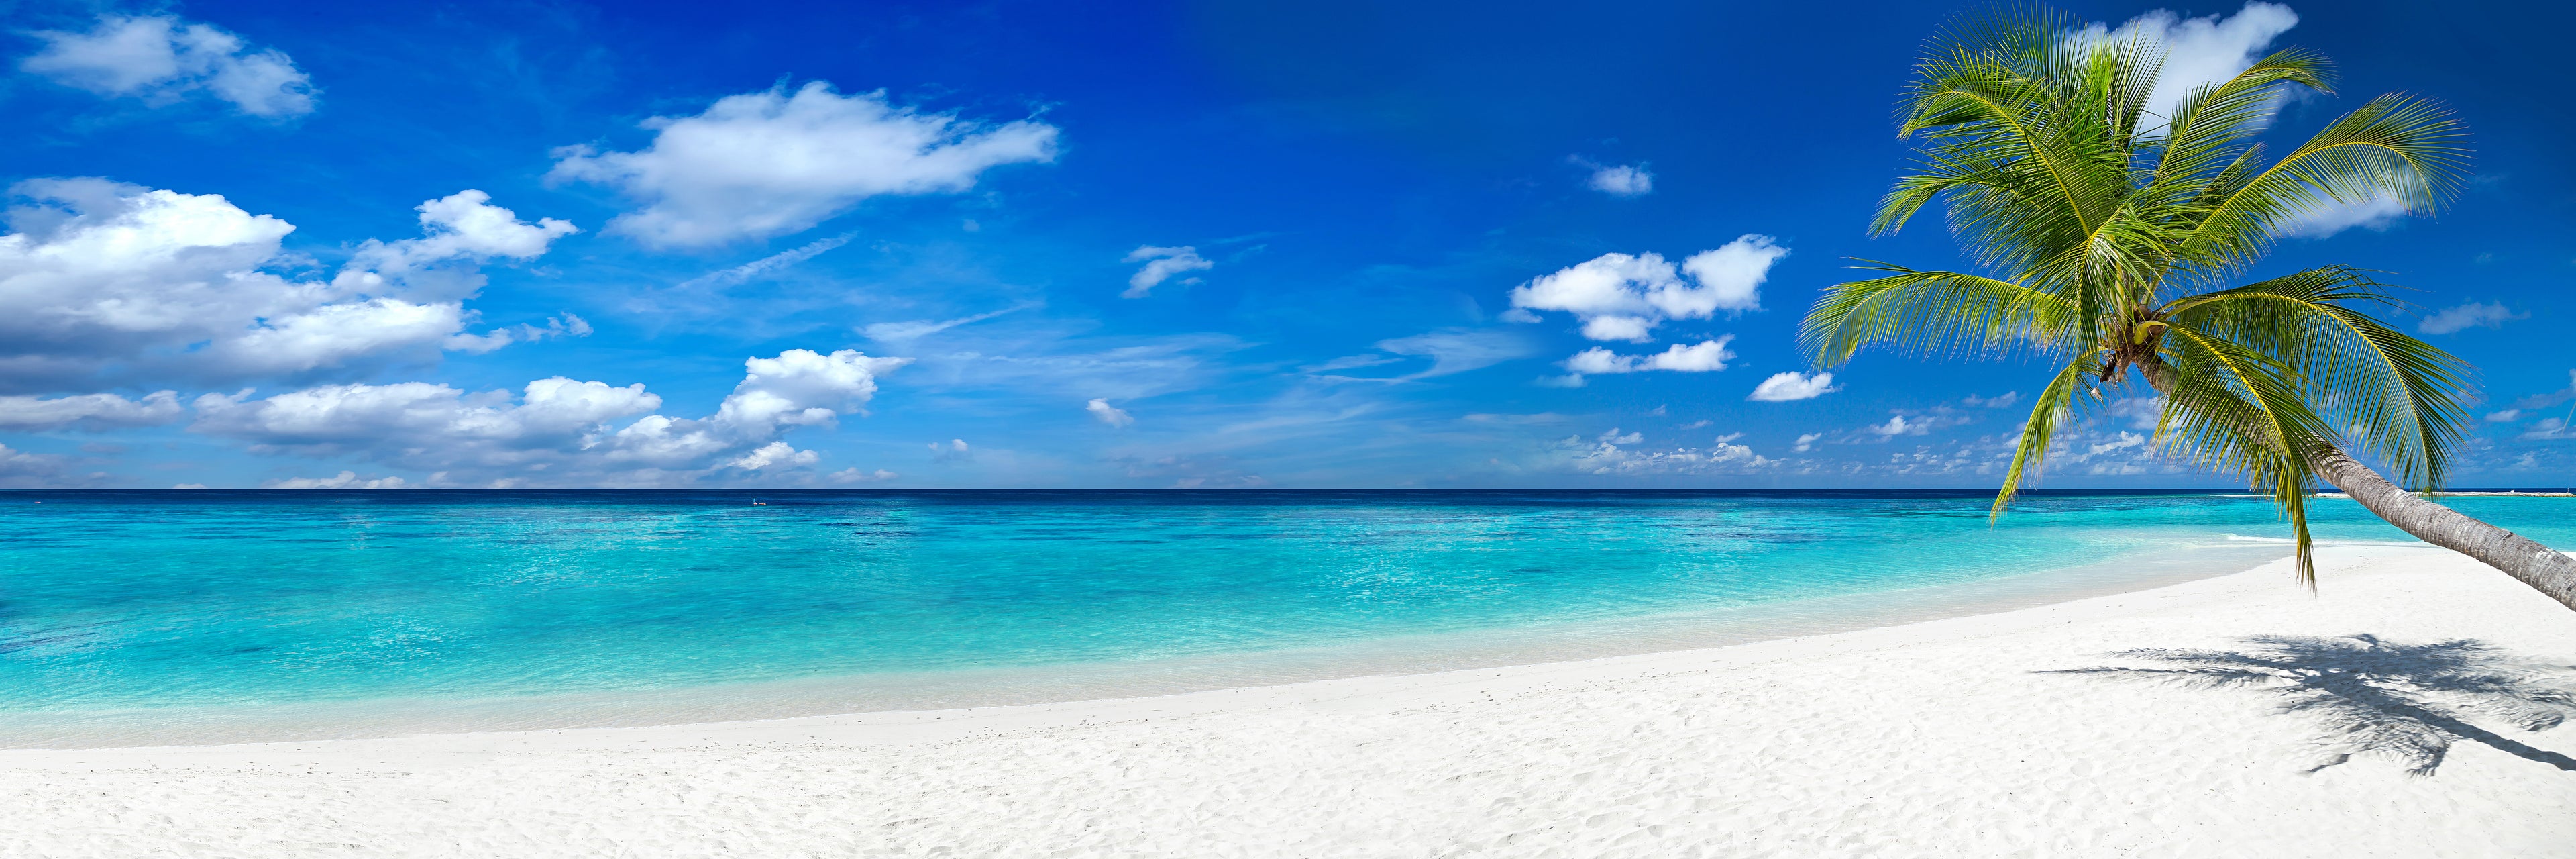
[5,544,2571,858]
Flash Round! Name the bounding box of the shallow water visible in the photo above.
[4,489,2569,746]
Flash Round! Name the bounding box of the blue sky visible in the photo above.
[0,0,2569,489]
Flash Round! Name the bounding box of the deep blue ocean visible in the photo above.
[5,489,2570,746]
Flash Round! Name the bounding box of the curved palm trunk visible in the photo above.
[2139,362,2576,611]
[2310,449,2576,611]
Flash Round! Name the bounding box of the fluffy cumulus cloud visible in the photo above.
[714,349,910,438]
[1122,246,1210,298]
[341,190,578,286]
[2418,301,2528,335]
[2069,2,2299,128]
[1086,398,1134,427]
[0,390,182,430]
[21,15,317,117]
[549,82,1059,248]
[1747,371,1839,402]
[1506,236,1788,341]
[0,181,577,391]
[189,349,906,486]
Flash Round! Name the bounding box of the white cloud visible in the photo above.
[2089,431,2148,456]
[0,181,574,390]
[189,349,903,485]
[1794,432,1822,452]
[727,441,820,471]
[828,466,899,483]
[861,302,1037,345]
[2070,3,2408,241]
[445,313,592,354]
[1375,328,1536,378]
[2278,191,2410,239]
[1508,236,1786,340]
[1868,415,1919,436]
[0,390,181,430]
[0,442,91,487]
[1303,354,1401,374]
[1586,164,1654,197]
[2419,301,2528,335]
[358,189,579,269]
[2069,2,2299,128]
[714,349,912,439]
[1550,431,1774,476]
[1559,338,1736,381]
[1676,237,1790,317]
[1461,412,1568,425]
[673,232,855,292]
[930,438,972,462]
[2486,410,2522,423]
[265,471,407,489]
[549,82,1058,248]
[1747,371,1839,402]
[1964,391,2021,408]
[21,15,317,117]
[1122,246,1211,298]
[1087,397,1134,427]
[2106,396,2166,430]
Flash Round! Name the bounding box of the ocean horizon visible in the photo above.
[9,489,2573,748]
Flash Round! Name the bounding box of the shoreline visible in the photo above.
[3,536,2302,750]
[7,544,2573,856]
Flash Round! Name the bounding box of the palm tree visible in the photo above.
[1799,11,2576,610]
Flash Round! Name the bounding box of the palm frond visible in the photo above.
[1992,351,2106,519]
[2185,94,2469,272]
[1803,263,2080,366]
[2166,267,2475,489]
[1801,7,2484,587]
[2155,325,2344,585]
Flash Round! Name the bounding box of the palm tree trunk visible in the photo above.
[2139,362,2576,611]
[2309,448,2576,611]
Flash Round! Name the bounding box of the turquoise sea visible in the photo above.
[5,489,2571,747]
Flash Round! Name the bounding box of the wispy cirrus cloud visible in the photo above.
[2418,301,2527,335]
[22,14,317,117]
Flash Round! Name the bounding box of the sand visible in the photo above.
[5,545,2572,857]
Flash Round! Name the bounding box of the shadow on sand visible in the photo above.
[2049,634,2576,775]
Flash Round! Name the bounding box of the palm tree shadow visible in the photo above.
[2047,634,2576,775]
